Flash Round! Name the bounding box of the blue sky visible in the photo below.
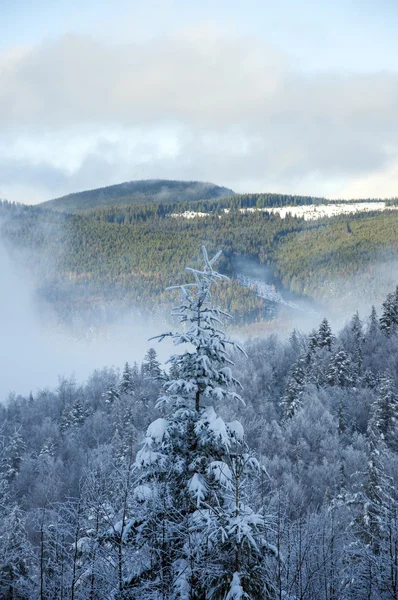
[1,0,398,202]
[4,0,397,72]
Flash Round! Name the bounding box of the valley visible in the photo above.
[2,182,398,334]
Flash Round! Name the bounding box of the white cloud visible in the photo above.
[1,29,398,201]
[337,159,398,199]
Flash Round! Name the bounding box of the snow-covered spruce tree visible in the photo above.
[280,355,307,419]
[142,348,162,379]
[368,305,379,338]
[3,428,26,482]
[380,288,398,336]
[317,318,335,351]
[60,398,88,433]
[327,348,353,388]
[307,329,319,355]
[104,384,120,406]
[120,362,135,396]
[372,370,398,449]
[124,248,276,599]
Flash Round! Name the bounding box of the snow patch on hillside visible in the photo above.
[251,201,396,220]
[172,201,398,221]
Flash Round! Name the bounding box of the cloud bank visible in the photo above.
[1,29,398,202]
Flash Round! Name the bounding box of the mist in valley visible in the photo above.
[231,253,397,337]
[2,232,397,403]
[0,243,174,401]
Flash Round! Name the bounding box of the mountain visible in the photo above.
[39,179,235,212]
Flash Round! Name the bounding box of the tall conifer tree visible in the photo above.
[119,248,275,599]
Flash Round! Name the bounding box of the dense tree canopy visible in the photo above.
[2,197,398,328]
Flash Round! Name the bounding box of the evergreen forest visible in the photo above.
[2,191,398,327]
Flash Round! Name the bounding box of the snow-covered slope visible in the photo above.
[173,201,398,221]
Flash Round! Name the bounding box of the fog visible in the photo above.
[0,244,173,401]
[231,254,398,337]
[2,234,397,401]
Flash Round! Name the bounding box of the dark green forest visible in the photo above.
[2,192,398,325]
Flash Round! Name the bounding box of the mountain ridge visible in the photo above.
[40,179,235,212]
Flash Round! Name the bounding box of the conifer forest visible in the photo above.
[3,245,398,599]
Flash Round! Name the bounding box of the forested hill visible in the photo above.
[40,179,392,215]
[2,197,398,328]
[39,179,235,212]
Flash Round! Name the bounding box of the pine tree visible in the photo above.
[168,360,181,381]
[3,429,26,482]
[372,370,398,447]
[380,292,398,336]
[120,362,135,395]
[317,318,334,351]
[103,385,120,406]
[142,348,162,380]
[368,305,379,338]
[280,355,306,419]
[289,329,302,358]
[307,330,319,355]
[38,439,56,458]
[362,368,378,389]
[350,311,363,376]
[121,247,275,599]
[60,398,88,433]
[327,348,353,388]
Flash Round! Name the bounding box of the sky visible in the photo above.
[1,0,398,203]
